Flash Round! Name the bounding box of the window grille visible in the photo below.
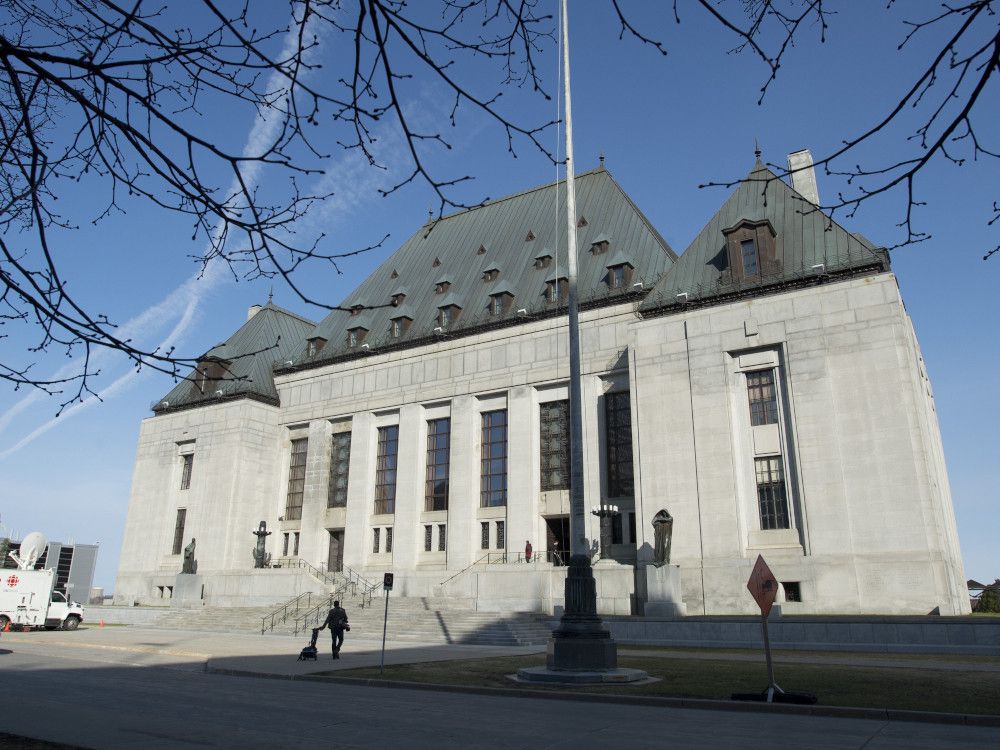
[489,295,503,316]
[539,400,570,491]
[480,410,508,507]
[425,418,450,511]
[605,391,634,497]
[375,426,399,514]
[386,527,393,553]
[424,525,433,552]
[756,457,790,530]
[438,524,446,552]
[741,239,759,276]
[373,527,380,553]
[495,520,505,549]
[283,533,290,556]
[481,522,489,550]
[171,509,186,555]
[285,438,308,521]
[180,454,193,490]
[747,370,779,426]
[328,432,352,508]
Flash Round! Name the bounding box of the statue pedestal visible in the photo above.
[637,564,686,618]
[171,573,205,607]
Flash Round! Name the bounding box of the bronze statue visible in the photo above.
[182,537,197,574]
[252,521,272,568]
[651,510,673,567]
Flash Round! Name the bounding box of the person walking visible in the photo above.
[319,600,350,659]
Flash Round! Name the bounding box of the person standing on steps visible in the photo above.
[319,600,350,659]
[524,540,532,563]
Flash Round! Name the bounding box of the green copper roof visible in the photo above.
[153,302,316,413]
[299,167,675,365]
[640,160,888,314]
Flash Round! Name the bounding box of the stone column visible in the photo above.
[343,411,374,571]
[446,395,477,571]
[506,385,536,560]
[392,403,423,571]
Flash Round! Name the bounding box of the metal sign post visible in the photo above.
[380,572,393,675]
[746,555,784,702]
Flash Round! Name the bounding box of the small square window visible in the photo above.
[782,581,802,602]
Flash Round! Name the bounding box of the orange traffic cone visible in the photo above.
[99,619,105,628]
[3,621,9,632]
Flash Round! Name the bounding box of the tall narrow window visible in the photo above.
[171,509,187,555]
[180,454,194,490]
[328,432,352,508]
[741,239,759,276]
[386,527,393,553]
[481,522,490,550]
[540,400,570,491]
[480,409,508,507]
[425,418,451,511]
[375,426,399,514]
[438,524,446,551]
[605,391,634,497]
[373,527,381,553]
[293,532,300,556]
[391,318,402,338]
[285,438,308,521]
[747,370,779,426]
[424,525,433,552]
[609,265,625,289]
[756,457,790,530]
[283,533,290,556]
[495,520,505,549]
[612,515,623,545]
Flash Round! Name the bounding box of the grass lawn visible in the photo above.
[323,653,1000,716]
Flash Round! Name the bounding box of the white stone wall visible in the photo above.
[116,273,969,616]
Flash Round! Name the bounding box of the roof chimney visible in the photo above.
[787,149,820,206]
[247,304,263,321]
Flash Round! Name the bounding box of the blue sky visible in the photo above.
[0,2,996,591]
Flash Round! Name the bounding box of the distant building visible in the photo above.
[116,157,969,615]
[3,538,98,605]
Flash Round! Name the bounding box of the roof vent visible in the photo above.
[433,257,441,267]
[525,230,535,242]
[577,216,588,228]
[787,149,820,205]
[390,269,399,279]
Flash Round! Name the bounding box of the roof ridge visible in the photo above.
[258,301,317,328]
[430,167,608,226]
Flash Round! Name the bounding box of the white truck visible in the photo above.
[0,567,85,631]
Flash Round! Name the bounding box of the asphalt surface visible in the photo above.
[0,629,995,749]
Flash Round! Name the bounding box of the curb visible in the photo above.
[203,664,1000,727]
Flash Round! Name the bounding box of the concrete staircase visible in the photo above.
[147,596,555,646]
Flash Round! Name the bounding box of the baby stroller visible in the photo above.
[298,628,320,661]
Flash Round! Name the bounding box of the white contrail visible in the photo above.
[0,19,311,454]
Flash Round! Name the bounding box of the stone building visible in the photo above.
[116,156,969,615]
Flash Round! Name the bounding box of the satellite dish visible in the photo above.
[16,531,48,570]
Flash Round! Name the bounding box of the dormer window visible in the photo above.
[609,265,626,289]
[194,359,230,393]
[590,234,611,255]
[349,304,364,316]
[437,304,461,327]
[489,292,513,316]
[391,292,406,306]
[390,316,412,338]
[435,281,450,294]
[534,252,553,269]
[721,219,777,282]
[482,267,499,282]
[347,327,367,348]
[545,277,569,304]
[741,239,759,276]
[307,337,327,357]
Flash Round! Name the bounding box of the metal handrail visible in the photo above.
[260,591,314,634]
[438,552,493,588]
[273,557,379,609]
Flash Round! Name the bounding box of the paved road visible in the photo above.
[0,632,994,749]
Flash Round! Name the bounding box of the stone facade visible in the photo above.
[116,167,968,616]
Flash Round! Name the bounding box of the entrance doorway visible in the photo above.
[327,529,344,572]
[544,516,570,565]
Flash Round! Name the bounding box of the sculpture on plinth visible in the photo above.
[181,537,198,574]
[252,521,272,568]
[651,509,673,567]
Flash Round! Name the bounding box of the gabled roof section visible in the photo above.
[640,160,889,314]
[152,302,316,414]
[294,168,676,368]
